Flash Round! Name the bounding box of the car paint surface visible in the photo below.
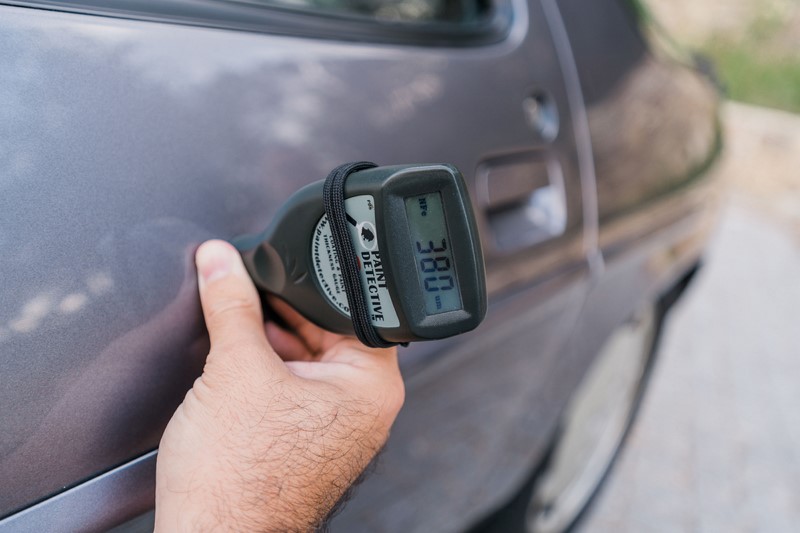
[0,0,721,530]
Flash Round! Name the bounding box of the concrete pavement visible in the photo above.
[578,103,800,532]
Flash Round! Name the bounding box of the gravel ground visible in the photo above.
[577,103,800,532]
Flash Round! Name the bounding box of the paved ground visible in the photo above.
[578,104,800,532]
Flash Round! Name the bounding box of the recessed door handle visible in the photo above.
[477,154,567,253]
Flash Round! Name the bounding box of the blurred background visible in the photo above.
[580,0,800,531]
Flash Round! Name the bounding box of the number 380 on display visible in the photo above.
[416,239,455,292]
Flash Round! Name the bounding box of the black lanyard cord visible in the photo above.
[322,162,398,349]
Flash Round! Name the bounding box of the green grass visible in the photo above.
[704,41,800,113]
[699,6,800,114]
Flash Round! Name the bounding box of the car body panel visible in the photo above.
[0,0,722,530]
[0,452,156,533]
[0,0,597,527]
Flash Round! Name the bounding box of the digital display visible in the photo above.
[405,192,463,315]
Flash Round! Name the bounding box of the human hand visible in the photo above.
[155,240,405,532]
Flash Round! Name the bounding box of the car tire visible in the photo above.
[471,302,662,533]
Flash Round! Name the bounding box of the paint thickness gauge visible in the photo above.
[238,163,486,347]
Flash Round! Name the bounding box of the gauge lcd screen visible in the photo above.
[405,192,463,315]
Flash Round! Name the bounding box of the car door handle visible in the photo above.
[477,153,567,253]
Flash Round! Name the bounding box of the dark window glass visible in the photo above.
[15,0,502,46]
[224,0,491,24]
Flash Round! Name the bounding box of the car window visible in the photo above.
[232,0,490,24]
[13,0,504,46]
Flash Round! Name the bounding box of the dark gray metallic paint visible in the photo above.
[0,0,721,529]
[0,0,592,524]
[0,452,156,533]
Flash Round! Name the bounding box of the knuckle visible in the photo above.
[386,377,406,416]
[206,296,259,323]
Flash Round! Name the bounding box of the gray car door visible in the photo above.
[0,1,596,530]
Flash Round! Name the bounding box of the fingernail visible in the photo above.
[196,240,235,284]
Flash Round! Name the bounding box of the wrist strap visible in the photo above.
[323,162,398,348]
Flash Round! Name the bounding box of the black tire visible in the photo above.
[470,300,667,533]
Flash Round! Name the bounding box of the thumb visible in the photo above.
[195,240,273,356]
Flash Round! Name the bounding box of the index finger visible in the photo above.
[267,295,398,364]
[267,295,332,352]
